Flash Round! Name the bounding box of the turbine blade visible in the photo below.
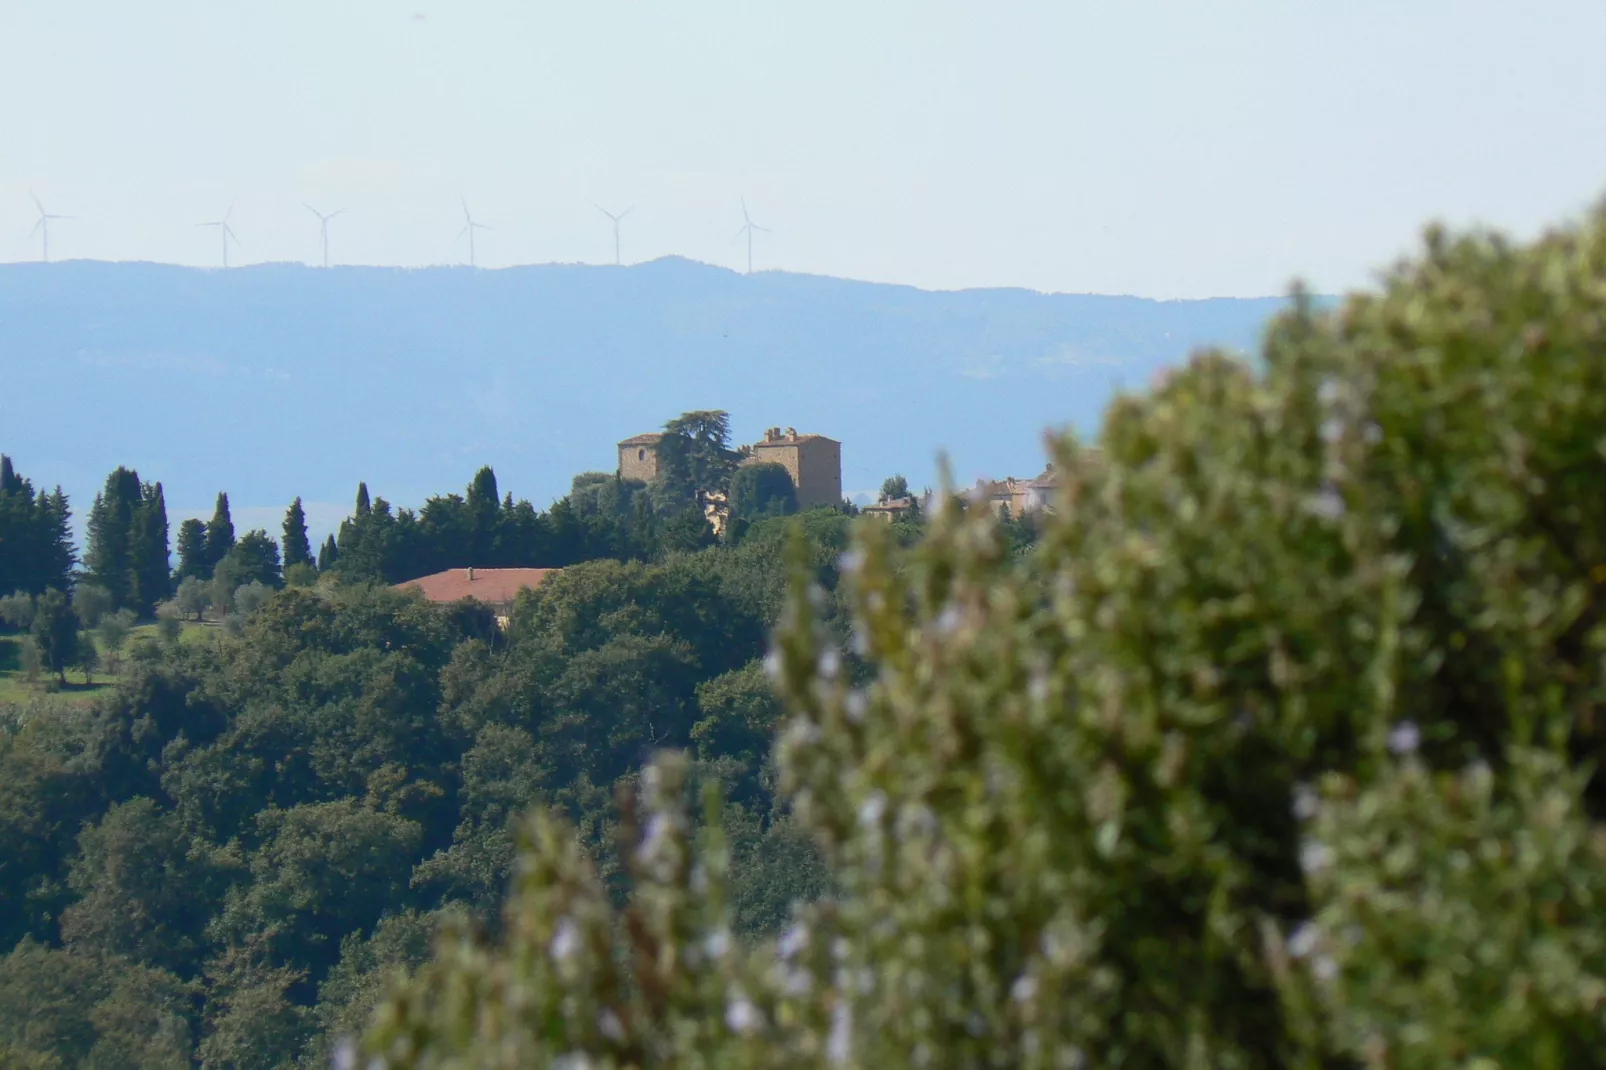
[454,226,469,243]
[461,196,472,223]
[329,209,345,219]
[30,219,43,236]
[224,200,235,222]
[594,204,615,221]
[30,190,44,215]
[305,202,323,219]
[620,207,633,219]
[733,225,748,242]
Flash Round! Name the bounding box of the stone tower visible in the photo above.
[744,427,842,510]
[617,432,664,483]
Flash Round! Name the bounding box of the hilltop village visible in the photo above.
[395,421,1059,615]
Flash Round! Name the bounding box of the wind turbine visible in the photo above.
[197,203,240,268]
[304,203,344,268]
[455,197,491,267]
[733,198,771,275]
[594,204,632,266]
[29,191,73,263]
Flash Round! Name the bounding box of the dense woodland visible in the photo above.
[0,412,951,1067]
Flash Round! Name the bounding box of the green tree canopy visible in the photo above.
[729,461,798,521]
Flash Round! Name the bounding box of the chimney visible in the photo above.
[467,567,476,581]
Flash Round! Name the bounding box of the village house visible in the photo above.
[396,566,558,627]
[861,496,919,522]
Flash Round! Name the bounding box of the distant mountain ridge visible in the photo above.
[0,257,1309,543]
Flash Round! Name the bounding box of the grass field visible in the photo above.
[0,621,214,708]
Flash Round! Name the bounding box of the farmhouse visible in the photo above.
[397,566,558,625]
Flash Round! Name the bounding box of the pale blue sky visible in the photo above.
[3,1,1604,297]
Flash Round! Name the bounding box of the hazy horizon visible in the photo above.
[5,2,1605,299]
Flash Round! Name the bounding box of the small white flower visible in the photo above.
[808,584,828,610]
[725,991,763,1035]
[827,1001,853,1065]
[1317,379,1342,408]
[1306,486,1345,521]
[858,791,888,828]
[332,1039,357,1070]
[818,646,841,681]
[552,1055,594,1070]
[935,604,964,635]
[636,813,673,864]
[1312,954,1339,984]
[1387,720,1421,756]
[549,916,581,962]
[598,1009,626,1043]
[838,549,865,574]
[844,689,868,723]
[704,927,732,960]
[850,627,871,656]
[1287,922,1319,959]
[1011,975,1039,1003]
[1291,783,1319,822]
[778,922,810,960]
[763,650,783,680]
[1300,841,1334,876]
[1320,417,1344,444]
[781,966,812,996]
[1028,672,1050,705]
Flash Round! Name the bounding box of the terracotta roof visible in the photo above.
[751,434,837,447]
[618,432,664,447]
[397,568,559,606]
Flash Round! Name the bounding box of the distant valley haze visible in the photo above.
[1,257,1298,546]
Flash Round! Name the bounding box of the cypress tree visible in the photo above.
[205,492,236,570]
[467,466,500,566]
[84,467,144,609]
[355,482,372,517]
[282,497,313,570]
[0,457,34,596]
[131,482,171,616]
[40,488,75,593]
[317,533,339,571]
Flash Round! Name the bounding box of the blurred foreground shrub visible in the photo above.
[365,205,1606,1068]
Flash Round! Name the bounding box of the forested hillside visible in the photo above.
[0,408,952,1066]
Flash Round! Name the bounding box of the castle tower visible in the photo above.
[744,426,842,510]
[617,432,664,483]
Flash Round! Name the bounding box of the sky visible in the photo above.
[2,1,1604,298]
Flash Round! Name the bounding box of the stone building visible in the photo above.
[617,432,664,483]
[744,427,842,510]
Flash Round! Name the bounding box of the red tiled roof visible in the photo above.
[618,432,664,446]
[397,568,559,606]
